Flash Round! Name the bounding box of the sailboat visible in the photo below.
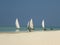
[27,18,34,32]
[27,21,29,28]
[42,19,46,30]
[42,19,45,28]
[15,18,20,32]
[27,21,30,32]
[29,18,34,29]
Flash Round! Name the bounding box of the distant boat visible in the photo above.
[42,19,46,30]
[15,18,20,32]
[27,18,34,32]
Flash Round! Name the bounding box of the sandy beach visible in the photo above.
[0,30,60,45]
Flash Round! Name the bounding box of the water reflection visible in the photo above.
[16,29,20,32]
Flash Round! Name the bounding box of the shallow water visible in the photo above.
[0,27,60,32]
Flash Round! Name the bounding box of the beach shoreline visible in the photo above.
[0,30,60,45]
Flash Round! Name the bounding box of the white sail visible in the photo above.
[27,21,29,28]
[15,18,20,29]
[29,18,34,29]
[42,19,45,28]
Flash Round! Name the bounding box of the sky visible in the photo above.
[0,0,60,27]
